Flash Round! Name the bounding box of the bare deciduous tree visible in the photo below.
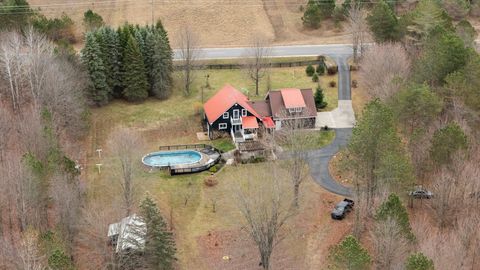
[243,36,271,96]
[178,25,201,96]
[76,201,124,270]
[232,164,295,270]
[108,128,144,216]
[0,31,25,111]
[347,2,369,63]
[372,217,408,270]
[0,106,11,161]
[359,43,411,101]
[277,118,312,208]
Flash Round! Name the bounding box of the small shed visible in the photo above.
[108,214,147,253]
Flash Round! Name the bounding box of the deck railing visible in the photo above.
[158,143,213,151]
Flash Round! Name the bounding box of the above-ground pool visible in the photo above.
[142,150,202,168]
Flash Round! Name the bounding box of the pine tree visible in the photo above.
[319,0,336,18]
[302,0,322,29]
[150,32,173,99]
[81,32,110,105]
[140,194,176,270]
[367,0,401,42]
[375,193,415,241]
[329,235,371,270]
[405,252,434,270]
[122,34,149,102]
[315,86,327,109]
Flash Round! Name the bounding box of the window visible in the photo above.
[295,107,302,113]
[241,109,247,117]
[223,112,229,119]
[288,108,295,114]
[219,123,227,129]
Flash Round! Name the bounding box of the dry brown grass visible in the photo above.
[29,0,357,48]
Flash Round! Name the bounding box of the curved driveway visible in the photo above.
[174,45,354,196]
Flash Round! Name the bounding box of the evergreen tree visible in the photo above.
[122,34,149,102]
[83,9,104,32]
[319,0,336,18]
[81,32,110,105]
[101,27,122,97]
[140,195,176,270]
[367,0,401,42]
[328,235,371,270]
[406,0,453,45]
[405,252,434,270]
[414,26,469,85]
[429,122,467,166]
[151,32,174,99]
[375,193,415,241]
[302,0,322,29]
[315,86,327,109]
[346,100,414,206]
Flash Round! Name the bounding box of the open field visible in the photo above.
[28,0,354,48]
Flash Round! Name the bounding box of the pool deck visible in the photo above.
[145,145,221,174]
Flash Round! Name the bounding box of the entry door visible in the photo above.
[233,109,240,119]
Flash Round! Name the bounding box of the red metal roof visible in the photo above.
[280,88,306,109]
[242,116,259,129]
[203,84,261,124]
[262,117,275,128]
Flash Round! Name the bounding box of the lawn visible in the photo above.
[280,130,336,151]
[81,65,343,269]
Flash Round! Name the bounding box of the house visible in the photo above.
[203,85,317,142]
[108,214,147,253]
[266,88,317,130]
[203,84,275,142]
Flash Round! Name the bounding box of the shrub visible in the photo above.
[209,165,218,173]
[329,81,336,87]
[83,9,104,32]
[327,65,338,75]
[312,73,319,82]
[405,252,434,270]
[32,13,76,43]
[315,86,328,109]
[193,101,203,116]
[204,177,218,187]
[306,64,315,76]
[352,80,358,88]
[48,249,71,269]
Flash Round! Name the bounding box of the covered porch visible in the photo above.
[230,116,259,143]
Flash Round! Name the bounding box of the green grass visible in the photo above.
[281,130,336,151]
[209,138,235,152]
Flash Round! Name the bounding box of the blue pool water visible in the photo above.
[142,150,202,167]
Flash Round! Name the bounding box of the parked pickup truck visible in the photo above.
[331,198,354,220]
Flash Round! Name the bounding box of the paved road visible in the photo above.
[173,44,353,60]
[177,44,354,196]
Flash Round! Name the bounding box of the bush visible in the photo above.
[352,80,358,88]
[312,73,319,82]
[204,177,218,187]
[48,249,71,269]
[83,9,104,32]
[329,81,337,87]
[315,86,328,109]
[193,101,203,116]
[209,165,218,173]
[32,13,76,43]
[327,65,338,75]
[306,64,315,76]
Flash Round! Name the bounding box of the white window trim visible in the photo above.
[233,109,240,119]
[241,109,247,117]
[223,112,229,119]
[295,107,302,113]
[219,123,227,129]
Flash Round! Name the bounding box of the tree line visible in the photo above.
[82,22,174,105]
